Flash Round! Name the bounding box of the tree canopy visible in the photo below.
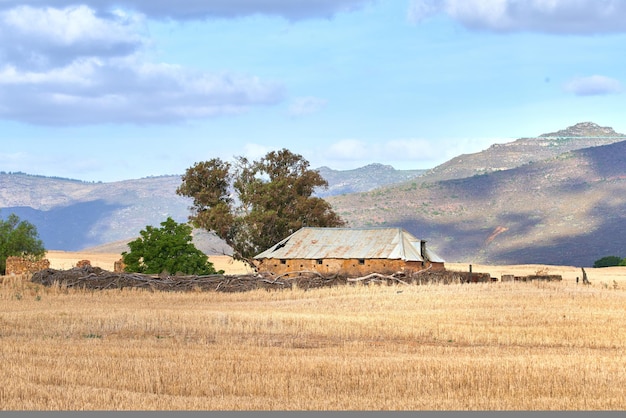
[176,148,346,261]
[0,213,46,275]
[121,217,223,275]
[593,256,626,268]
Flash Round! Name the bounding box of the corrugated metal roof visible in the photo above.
[254,227,445,263]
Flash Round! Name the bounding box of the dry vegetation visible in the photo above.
[2,253,626,410]
[45,250,255,275]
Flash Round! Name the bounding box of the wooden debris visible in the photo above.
[30,266,345,293]
[30,266,504,293]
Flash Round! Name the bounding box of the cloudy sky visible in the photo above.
[1,0,625,182]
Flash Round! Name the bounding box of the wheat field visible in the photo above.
[1,254,626,410]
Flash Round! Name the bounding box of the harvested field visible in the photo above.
[3,254,626,410]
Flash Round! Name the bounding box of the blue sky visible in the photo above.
[1,0,625,182]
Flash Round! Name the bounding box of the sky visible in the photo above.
[1,0,625,183]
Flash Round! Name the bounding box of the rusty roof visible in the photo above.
[254,227,445,263]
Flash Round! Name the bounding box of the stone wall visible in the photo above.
[76,260,91,268]
[114,259,126,273]
[5,256,50,275]
[254,257,445,277]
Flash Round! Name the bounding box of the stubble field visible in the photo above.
[1,252,626,410]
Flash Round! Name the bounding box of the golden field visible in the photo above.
[44,250,256,275]
[1,252,626,410]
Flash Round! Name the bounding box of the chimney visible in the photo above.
[420,240,428,261]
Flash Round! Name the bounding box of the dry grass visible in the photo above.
[2,262,626,411]
[45,251,255,275]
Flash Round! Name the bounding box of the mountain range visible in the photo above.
[0,162,423,254]
[1,122,625,266]
[327,122,626,266]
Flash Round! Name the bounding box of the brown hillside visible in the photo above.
[329,138,626,266]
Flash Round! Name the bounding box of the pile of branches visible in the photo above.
[30,266,493,293]
[346,269,493,285]
[30,266,346,293]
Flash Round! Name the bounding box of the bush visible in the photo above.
[121,217,223,276]
[593,256,624,268]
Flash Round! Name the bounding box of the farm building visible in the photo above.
[253,227,445,277]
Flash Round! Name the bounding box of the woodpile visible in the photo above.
[508,274,562,282]
[30,266,496,293]
[30,266,344,293]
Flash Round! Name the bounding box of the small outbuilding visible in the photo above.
[253,227,445,277]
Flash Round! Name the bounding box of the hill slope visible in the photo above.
[328,137,626,266]
[0,165,422,252]
[420,122,625,183]
[0,175,192,250]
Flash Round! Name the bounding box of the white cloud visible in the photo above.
[3,5,139,45]
[564,75,623,96]
[242,143,272,162]
[327,139,370,161]
[383,139,442,161]
[0,6,144,69]
[323,139,448,168]
[321,137,504,170]
[407,0,440,23]
[0,0,373,21]
[0,5,285,125]
[0,56,284,125]
[0,1,374,126]
[288,96,328,116]
[408,0,626,34]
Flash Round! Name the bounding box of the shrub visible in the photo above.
[121,217,223,276]
[593,256,624,268]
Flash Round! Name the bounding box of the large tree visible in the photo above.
[0,213,46,275]
[121,217,223,275]
[177,148,345,261]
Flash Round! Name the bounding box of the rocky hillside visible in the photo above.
[420,122,625,183]
[328,124,626,266]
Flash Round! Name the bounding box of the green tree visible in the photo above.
[593,256,624,268]
[0,213,46,275]
[121,217,223,275]
[177,148,346,261]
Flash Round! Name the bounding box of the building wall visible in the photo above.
[254,257,444,277]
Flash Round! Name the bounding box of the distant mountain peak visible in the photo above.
[539,122,624,138]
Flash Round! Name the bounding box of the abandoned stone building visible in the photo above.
[253,227,445,277]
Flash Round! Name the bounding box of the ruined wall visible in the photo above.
[114,259,126,273]
[5,256,50,275]
[254,258,445,277]
[76,260,91,268]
